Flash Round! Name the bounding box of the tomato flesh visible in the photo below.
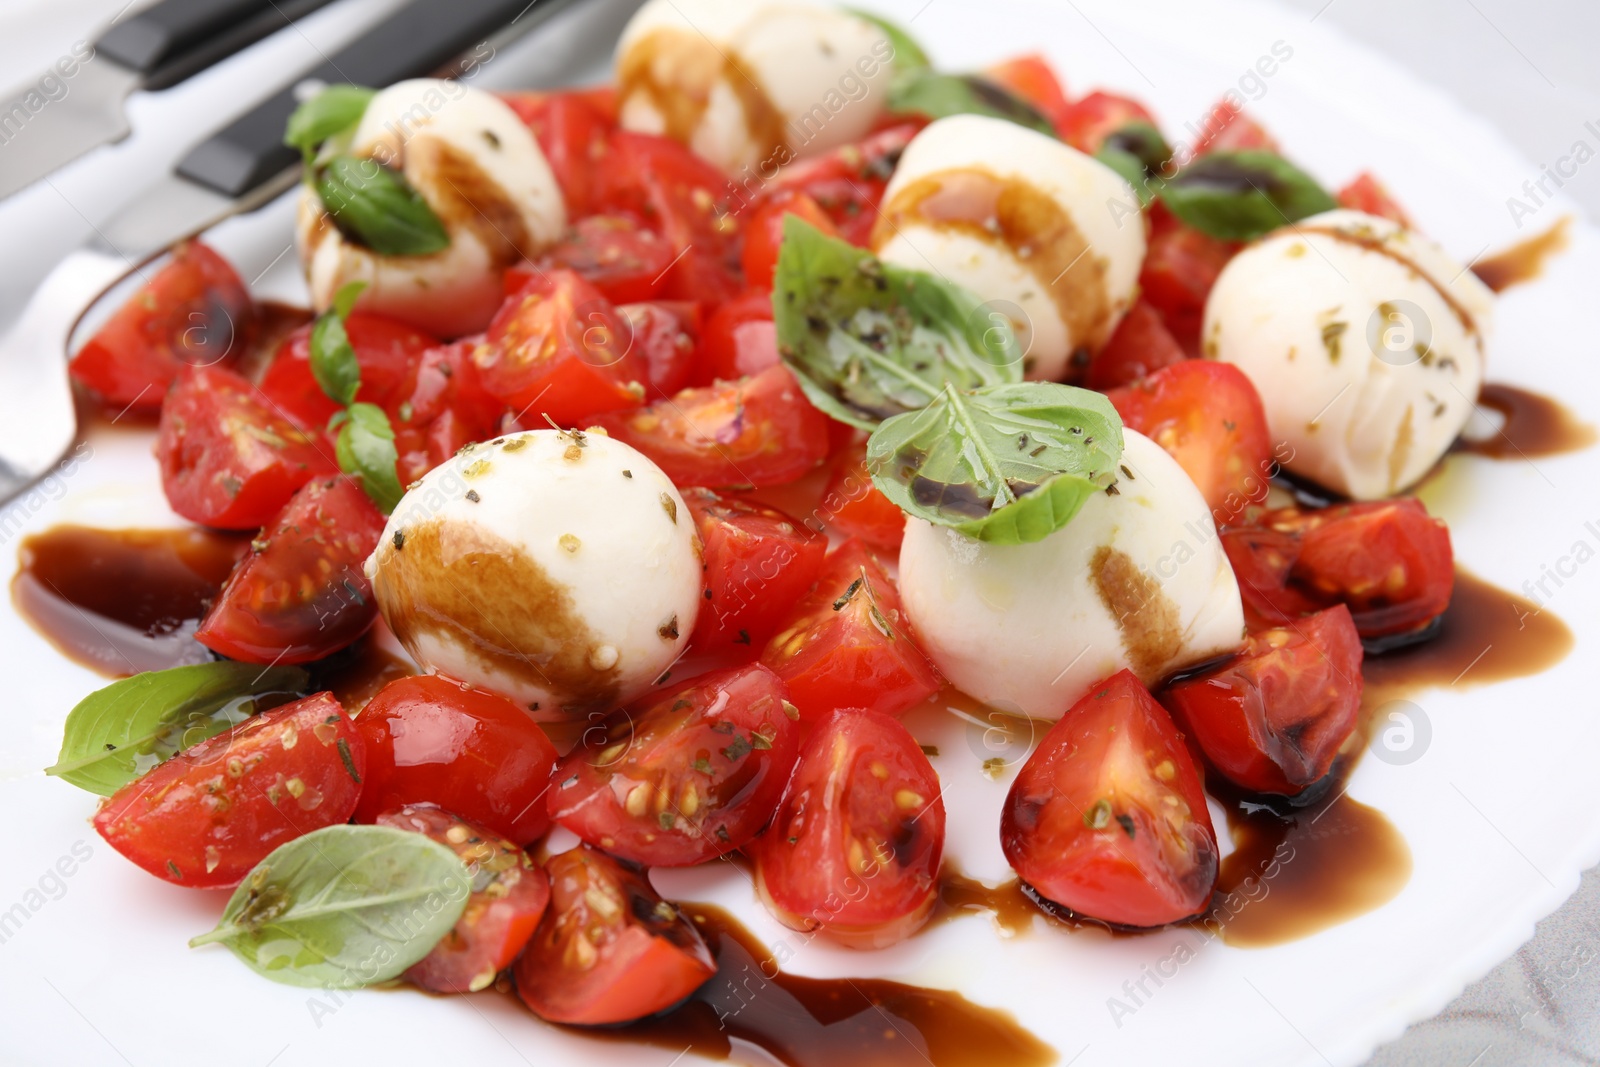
[93,692,364,889]
[1193,98,1280,156]
[741,192,838,290]
[539,214,676,305]
[1083,298,1187,391]
[1337,172,1414,229]
[1056,91,1157,154]
[1002,669,1218,928]
[1140,203,1240,355]
[759,125,919,246]
[390,337,507,484]
[510,90,615,217]
[819,441,906,553]
[983,55,1073,132]
[257,312,438,433]
[694,289,778,385]
[618,301,699,400]
[683,488,827,651]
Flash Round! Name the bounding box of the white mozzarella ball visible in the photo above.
[297,79,566,338]
[366,430,702,719]
[872,114,1145,382]
[1203,208,1493,499]
[615,0,895,174]
[897,431,1244,720]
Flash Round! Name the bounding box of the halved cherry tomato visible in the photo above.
[1337,172,1414,229]
[1056,91,1157,154]
[759,124,920,245]
[983,55,1072,132]
[548,664,799,865]
[819,442,905,553]
[694,289,778,385]
[69,241,254,413]
[1083,298,1187,391]
[375,804,551,994]
[1162,605,1362,796]
[1221,499,1454,639]
[514,844,715,1025]
[157,365,338,529]
[257,313,438,433]
[751,706,944,949]
[539,214,676,305]
[1140,202,1240,355]
[390,337,507,484]
[683,489,827,651]
[476,270,647,426]
[760,540,940,723]
[618,301,698,400]
[594,364,830,488]
[93,691,364,888]
[1002,669,1217,928]
[1192,98,1279,156]
[741,191,838,290]
[1106,360,1273,526]
[354,674,560,845]
[505,90,615,217]
[195,477,385,664]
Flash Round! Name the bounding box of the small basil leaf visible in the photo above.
[45,662,309,796]
[335,402,404,513]
[1094,121,1172,205]
[1157,149,1338,241]
[189,825,471,988]
[844,8,931,72]
[866,382,1124,544]
[773,216,1021,430]
[308,281,367,407]
[887,70,1056,138]
[315,155,451,257]
[284,85,376,159]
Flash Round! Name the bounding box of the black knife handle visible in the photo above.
[95,0,337,90]
[176,0,560,199]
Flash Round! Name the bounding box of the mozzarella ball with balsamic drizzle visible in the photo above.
[366,430,702,719]
[296,79,567,338]
[871,114,1146,382]
[1203,208,1493,499]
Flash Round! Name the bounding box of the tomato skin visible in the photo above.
[683,489,828,651]
[1162,606,1362,796]
[539,214,676,305]
[514,844,715,1025]
[819,442,905,553]
[93,692,364,889]
[1193,98,1279,156]
[983,55,1072,131]
[1221,499,1455,639]
[757,124,919,245]
[1056,90,1157,153]
[741,192,838,290]
[1083,298,1187,391]
[1139,203,1240,355]
[1106,360,1273,526]
[760,540,941,724]
[548,664,800,865]
[354,675,560,845]
[257,313,438,433]
[476,270,647,426]
[1337,172,1414,229]
[390,338,507,484]
[694,289,778,385]
[594,364,830,488]
[1002,670,1218,928]
[618,301,699,400]
[157,365,338,530]
[195,477,385,664]
[375,804,551,994]
[69,241,254,412]
[751,707,944,949]
[507,90,614,217]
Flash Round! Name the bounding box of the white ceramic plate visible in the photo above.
[2,0,1597,1064]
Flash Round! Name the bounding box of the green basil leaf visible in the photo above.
[308,281,367,407]
[773,216,1021,430]
[45,662,309,796]
[843,8,931,72]
[284,85,376,159]
[189,825,471,988]
[315,155,451,257]
[1157,149,1338,241]
[887,70,1056,137]
[1093,121,1172,206]
[336,402,404,513]
[866,382,1124,544]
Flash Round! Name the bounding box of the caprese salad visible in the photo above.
[51,0,1485,1033]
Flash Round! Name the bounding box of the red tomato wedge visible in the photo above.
[506,89,615,216]
[819,441,906,553]
[594,364,830,488]
[257,313,437,433]
[354,675,560,845]
[683,488,827,652]
[157,365,338,530]
[1140,203,1241,355]
[1192,98,1280,156]
[69,241,254,413]
[760,540,940,724]
[195,477,385,664]
[1083,298,1188,391]
[375,804,551,994]
[983,55,1073,131]
[1337,172,1414,229]
[1056,90,1157,154]
[547,664,800,866]
[751,707,945,949]
[93,692,364,889]
[539,214,676,305]
[1106,360,1273,526]
[1002,670,1218,928]
[741,191,838,290]
[514,844,714,1025]
[618,301,699,400]
[758,124,920,246]
[694,289,778,385]
[1162,605,1363,796]
[390,337,507,484]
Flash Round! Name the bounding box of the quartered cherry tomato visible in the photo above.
[694,289,778,385]
[548,664,800,866]
[594,364,831,488]
[69,241,254,413]
[514,844,715,1025]
[683,488,827,652]
[93,692,364,888]
[195,477,385,664]
[157,365,338,529]
[1140,202,1240,355]
[618,301,699,400]
[1056,90,1157,154]
[375,804,551,994]
[389,337,508,484]
[540,214,676,305]
[1083,298,1187,391]
[1337,172,1414,229]
[1162,605,1363,796]
[760,124,920,245]
[741,191,838,290]
[819,441,906,553]
[982,55,1073,132]
[760,540,941,724]
[1193,98,1280,156]
[751,707,944,949]
[257,312,438,432]
[508,90,615,217]
[354,675,560,845]
[1002,669,1217,928]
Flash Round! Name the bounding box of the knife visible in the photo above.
[0,0,339,202]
